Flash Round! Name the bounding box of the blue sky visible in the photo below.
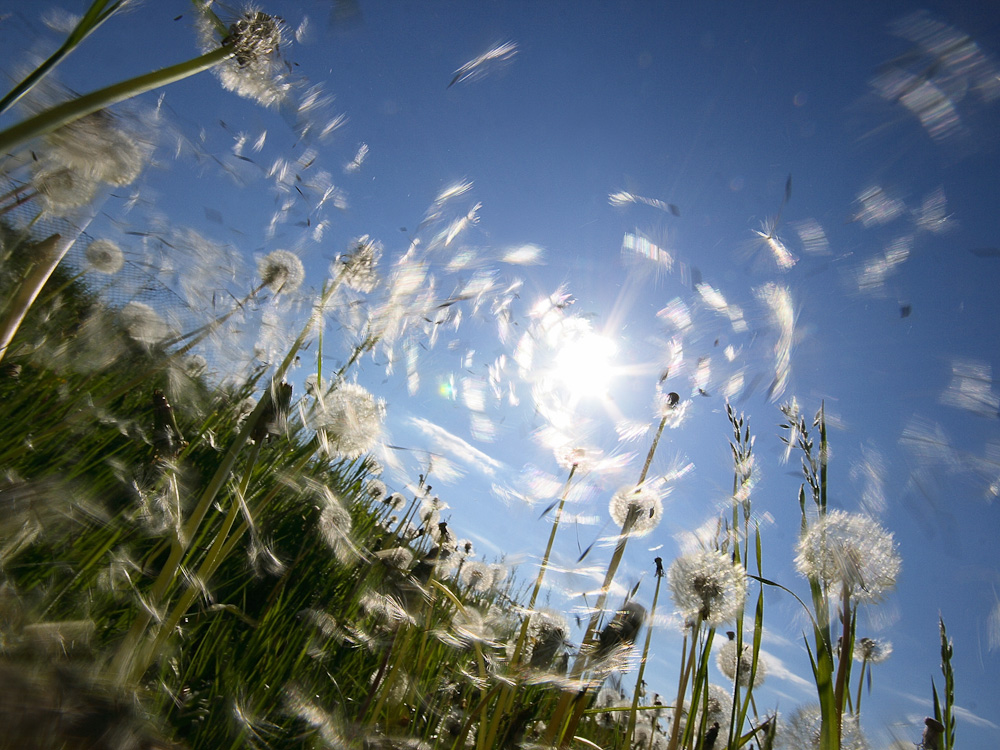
[2,0,1000,745]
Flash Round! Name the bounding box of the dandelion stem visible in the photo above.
[626,559,663,747]
[855,656,868,717]
[666,617,701,750]
[480,464,578,750]
[638,415,668,485]
[0,46,232,157]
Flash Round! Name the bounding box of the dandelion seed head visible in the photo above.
[362,479,387,504]
[656,388,690,427]
[316,485,356,564]
[777,704,869,750]
[668,549,747,626]
[336,235,381,292]
[84,239,124,274]
[41,108,151,187]
[854,636,893,663]
[593,686,627,727]
[311,383,385,459]
[374,547,414,572]
[794,510,901,602]
[716,636,767,687]
[216,8,292,108]
[257,249,305,294]
[692,684,732,742]
[120,302,168,346]
[608,484,663,537]
[32,166,101,214]
[383,492,407,513]
[460,560,495,593]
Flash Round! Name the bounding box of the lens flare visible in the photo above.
[551,332,617,399]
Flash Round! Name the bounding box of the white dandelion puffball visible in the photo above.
[608,484,663,537]
[668,549,747,626]
[460,560,495,593]
[794,510,900,602]
[338,235,382,293]
[854,637,893,664]
[44,109,150,187]
[716,636,767,687]
[211,9,292,108]
[257,249,305,294]
[777,704,869,750]
[33,166,100,214]
[121,302,168,346]
[85,239,124,275]
[315,383,385,459]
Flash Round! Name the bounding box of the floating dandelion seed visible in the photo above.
[344,142,368,173]
[716,633,767,687]
[448,40,518,88]
[84,239,124,275]
[608,484,663,537]
[752,219,797,270]
[313,383,385,459]
[668,549,747,626]
[257,249,305,294]
[794,510,901,602]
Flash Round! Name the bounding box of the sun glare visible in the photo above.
[552,332,618,399]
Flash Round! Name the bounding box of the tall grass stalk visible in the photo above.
[0,0,128,116]
[110,274,348,683]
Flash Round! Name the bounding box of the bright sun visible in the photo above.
[552,332,618,399]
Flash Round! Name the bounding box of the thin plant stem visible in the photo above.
[627,558,663,747]
[110,275,345,683]
[0,0,127,115]
[666,617,701,750]
[855,656,868,717]
[0,47,232,157]
[479,463,578,750]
